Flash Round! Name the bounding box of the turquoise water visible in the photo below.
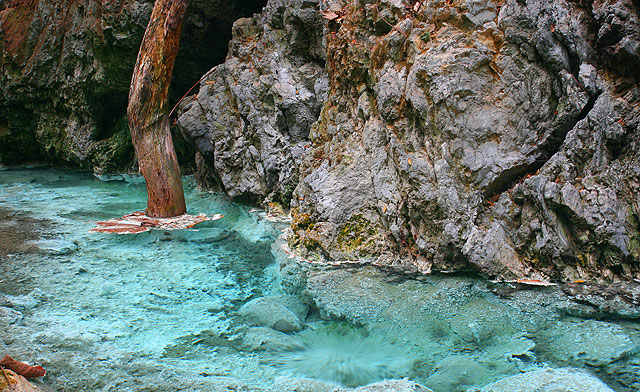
[0,167,639,391]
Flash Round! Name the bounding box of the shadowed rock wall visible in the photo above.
[177,0,327,205]
[0,0,266,172]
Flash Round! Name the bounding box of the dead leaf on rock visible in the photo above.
[320,10,341,21]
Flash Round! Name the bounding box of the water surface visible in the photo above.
[0,167,638,391]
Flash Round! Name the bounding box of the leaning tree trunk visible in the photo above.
[127,0,188,218]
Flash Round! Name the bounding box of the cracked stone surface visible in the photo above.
[284,0,640,282]
[177,0,328,205]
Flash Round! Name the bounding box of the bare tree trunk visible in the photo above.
[127,0,188,218]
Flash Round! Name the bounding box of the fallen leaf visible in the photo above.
[0,355,46,378]
[408,157,412,165]
[382,205,387,213]
[515,278,556,286]
[320,10,340,21]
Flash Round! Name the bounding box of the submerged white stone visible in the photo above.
[480,368,615,392]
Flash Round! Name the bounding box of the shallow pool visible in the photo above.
[0,167,638,392]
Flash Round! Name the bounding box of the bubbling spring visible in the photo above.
[0,166,639,392]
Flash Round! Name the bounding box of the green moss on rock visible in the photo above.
[336,214,383,256]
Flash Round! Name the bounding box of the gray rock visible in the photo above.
[336,379,433,392]
[479,368,615,392]
[238,296,303,332]
[288,0,640,282]
[425,356,490,392]
[537,320,634,367]
[2,289,45,311]
[177,0,327,206]
[241,327,302,352]
[269,294,310,320]
[0,306,23,325]
[560,281,640,319]
[32,238,77,255]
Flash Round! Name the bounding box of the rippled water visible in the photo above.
[0,167,638,392]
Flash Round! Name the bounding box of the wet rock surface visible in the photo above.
[237,295,305,332]
[478,367,616,392]
[560,280,640,319]
[240,327,301,352]
[177,0,328,205]
[274,244,640,391]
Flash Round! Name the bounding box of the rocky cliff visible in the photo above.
[291,0,640,282]
[0,0,265,172]
[3,0,639,282]
[177,0,327,205]
[179,0,640,282]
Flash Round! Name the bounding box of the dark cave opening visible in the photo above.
[169,0,268,107]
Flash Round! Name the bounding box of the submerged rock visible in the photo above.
[30,238,77,255]
[425,355,490,392]
[449,297,516,346]
[238,296,304,333]
[338,379,433,392]
[538,319,634,367]
[0,307,22,325]
[560,281,640,320]
[479,367,615,392]
[241,327,302,352]
[1,289,45,312]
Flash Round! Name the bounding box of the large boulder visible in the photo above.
[288,0,640,282]
[237,295,305,332]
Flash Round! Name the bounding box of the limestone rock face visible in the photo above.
[286,0,640,281]
[177,0,328,205]
[0,0,265,172]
